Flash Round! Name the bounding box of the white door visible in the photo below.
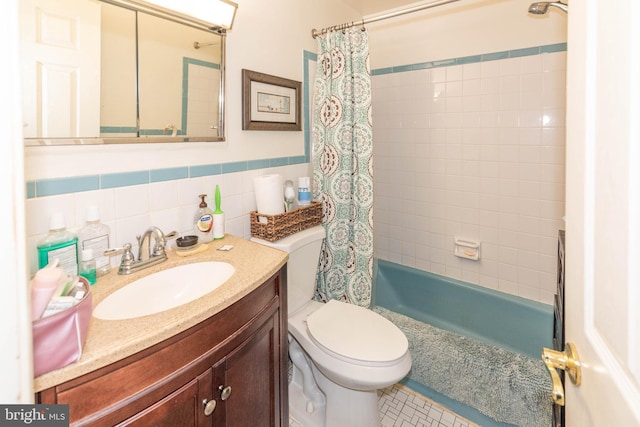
[564,0,640,425]
[19,0,100,138]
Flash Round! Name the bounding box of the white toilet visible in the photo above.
[252,225,412,427]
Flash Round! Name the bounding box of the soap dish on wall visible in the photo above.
[454,238,480,261]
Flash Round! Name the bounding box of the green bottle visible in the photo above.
[79,249,97,285]
[37,213,79,276]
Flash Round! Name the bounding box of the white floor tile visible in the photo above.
[288,383,479,427]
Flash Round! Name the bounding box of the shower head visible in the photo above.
[528,2,568,15]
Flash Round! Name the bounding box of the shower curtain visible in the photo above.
[312,27,374,308]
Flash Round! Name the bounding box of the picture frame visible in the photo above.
[242,69,302,131]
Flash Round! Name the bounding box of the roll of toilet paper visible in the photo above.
[254,174,285,218]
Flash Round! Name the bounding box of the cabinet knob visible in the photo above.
[202,399,217,416]
[218,385,232,400]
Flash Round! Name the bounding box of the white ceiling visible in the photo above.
[341,0,428,16]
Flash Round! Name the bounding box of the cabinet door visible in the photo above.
[118,370,213,427]
[214,313,280,427]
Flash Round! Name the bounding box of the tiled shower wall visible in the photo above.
[371,48,566,305]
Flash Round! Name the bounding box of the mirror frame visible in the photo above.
[23,0,228,146]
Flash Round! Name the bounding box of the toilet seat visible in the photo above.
[306,300,408,366]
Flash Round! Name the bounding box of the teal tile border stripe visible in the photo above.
[27,44,563,199]
[36,176,101,197]
[371,42,567,75]
[100,126,137,134]
[28,156,307,198]
[102,171,149,189]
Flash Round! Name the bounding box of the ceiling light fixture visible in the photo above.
[104,0,238,32]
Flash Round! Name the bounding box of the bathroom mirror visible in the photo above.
[19,0,226,145]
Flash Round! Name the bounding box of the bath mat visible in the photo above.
[373,306,553,427]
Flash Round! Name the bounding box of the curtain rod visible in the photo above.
[311,0,461,38]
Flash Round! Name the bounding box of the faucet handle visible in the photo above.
[105,243,135,264]
[150,230,178,256]
[105,243,136,274]
[104,243,130,256]
[160,231,178,248]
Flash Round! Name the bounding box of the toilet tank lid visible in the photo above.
[251,225,325,252]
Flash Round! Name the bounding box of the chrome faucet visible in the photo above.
[105,226,177,275]
[137,226,172,262]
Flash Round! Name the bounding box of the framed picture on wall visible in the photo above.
[242,69,301,131]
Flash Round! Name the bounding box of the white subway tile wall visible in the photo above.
[372,51,566,305]
[24,164,310,276]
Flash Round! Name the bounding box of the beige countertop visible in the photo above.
[33,234,288,392]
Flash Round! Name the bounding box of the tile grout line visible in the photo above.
[288,383,479,427]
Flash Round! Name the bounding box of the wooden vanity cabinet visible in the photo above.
[37,268,288,427]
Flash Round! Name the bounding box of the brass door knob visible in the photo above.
[542,342,582,406]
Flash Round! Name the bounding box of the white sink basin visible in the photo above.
[93,262,235,320]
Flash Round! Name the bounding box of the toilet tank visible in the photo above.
[251,225,325,314]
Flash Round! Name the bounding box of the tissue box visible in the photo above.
[32,278,92,377]
[250,201,322,241]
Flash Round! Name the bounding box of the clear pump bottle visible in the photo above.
[77,206,111,276]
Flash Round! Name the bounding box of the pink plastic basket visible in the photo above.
[32,278,92,377]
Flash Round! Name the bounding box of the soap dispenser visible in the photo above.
[194,194,214,243]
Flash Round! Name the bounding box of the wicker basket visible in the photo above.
[250,202,323,242]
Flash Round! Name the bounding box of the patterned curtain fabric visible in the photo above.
[312,27,373,308]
